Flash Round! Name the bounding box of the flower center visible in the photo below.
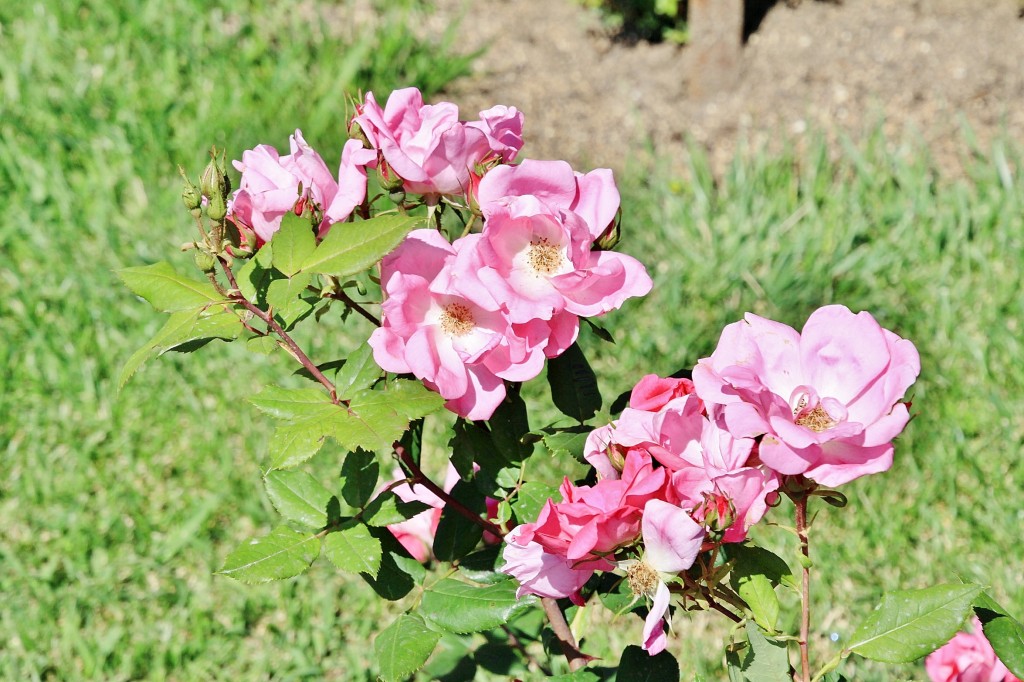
[627,561,659,597]
[439,303,474,336]
[795,405,837,432]
[526,238,564,275]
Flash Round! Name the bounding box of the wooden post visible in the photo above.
[687,0,744,99]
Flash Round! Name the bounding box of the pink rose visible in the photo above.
[692,305,920,487]
[926,617,1021,682]
[629,374,699,413]
[354,88,523,199]
[229,131,372,245]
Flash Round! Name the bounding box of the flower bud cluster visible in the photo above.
[502,306,921,655]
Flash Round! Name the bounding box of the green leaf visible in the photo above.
[362,493,431,527]
[511,481,557,524]
[333,342,382,399]
[541,425,592,463]
[617,644,680,682]
[975,592,1024,678]
[271,212,317,277]
[301,214,422,277]
[235,249,272,302]
[449,418,497,482]
[546,342,602,422]
[487,387,534,463]
[265,272,314,327]
[249,384,333,419]
[267,410,337,469]
[246,336,279,355]
[361,528,419,600]
[118,261,226,312]
[339,448,379,509]
[335,388,409,453]
[847,583,983,663]
[263,470,335,528]
[420,579,536,634]
[119,307,239,388]
[385,379,447,421]
[736,573,780,632]
[725,622,791,682]
[457,546,508,585]
[547,672,601,682]
[218,525,320,583]
[374,613,441,682]
[725,542,798,592]
[432,481,485,562]
[323,520,382,578]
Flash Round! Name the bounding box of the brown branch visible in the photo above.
[219,255,340,404]
[322,288,381,326]
[393,441,504,538]
[541,597,593,672]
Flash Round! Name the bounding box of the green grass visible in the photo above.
[2,0,1023,678]
[0,0,472,679]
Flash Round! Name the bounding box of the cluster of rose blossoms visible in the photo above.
[927,618,1022,682]
[501,305,921,655]
[226,86,652,420]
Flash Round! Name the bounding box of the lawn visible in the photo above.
[1,0,1022,680]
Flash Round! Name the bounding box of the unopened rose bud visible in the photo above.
[206,189,227,221]
[193,250,216,273]
[179,166,202,211]
[377,159,405,192]
[594,210,622,251]
[348,120,370,148]
[696,492,735,537]
[389,188,406,205]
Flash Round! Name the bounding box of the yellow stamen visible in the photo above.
[527,238,564,275]
[439,303,474,336]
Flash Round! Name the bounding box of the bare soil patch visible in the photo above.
[432,0,1024,176]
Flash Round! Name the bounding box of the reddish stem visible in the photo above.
[392,442,504,538]
[795,495,811,682]
[541,597,593,672]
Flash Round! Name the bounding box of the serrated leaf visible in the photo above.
[265,272,314,327]
[847,583,982,663]
[301,214,422,277]
[975,592,1024,678]
[487,388,534,463]
[737,573,780,632]
[323,520,382,578]
[374,613,441,682]
[362,528,419,600]
[384,379,446,420]
[617,644,680,682]
[218,525,319,583]
[728,622,791,682]
[457,546,508,585]
[264,470,335,528]
[119,261,226,312]
[420,579,535,634]
[246,336,280,354]
[725,542,798,592]
[511,481,557,524]
[338,388,411,452]
[546,342,602,422]
[268,413,336,469]
[249,385,334,419]
[541,425,591,463]
[271,213,317,276]
[121,308,238,387]
[340,448,379,509]
[334,342,383,399]
[362,493,431,527]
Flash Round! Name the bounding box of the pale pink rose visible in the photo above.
[692,305,920,487]
[926,617,1021,682]
[229,131,372,245]
[632,499,705,654]
[452,205,652,325]
[476,159,620,240]
[465,104,525,164]
[500,525,600,604]
[354,88,521,199]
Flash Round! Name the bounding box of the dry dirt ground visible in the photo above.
[429,0,1024,176]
